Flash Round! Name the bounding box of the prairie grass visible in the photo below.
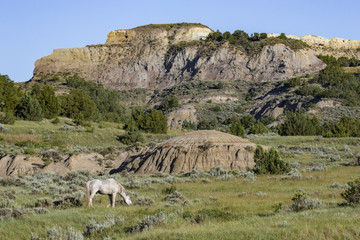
[0,133,359,239]
[0,162,359,239]
[0,118,179,149]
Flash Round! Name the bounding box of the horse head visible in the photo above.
[124,195,132,205]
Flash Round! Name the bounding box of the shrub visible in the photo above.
[341,179,360,205]
[182,120,197,130]
[209,167,227,176]
[253,146,291,174]
[159,95,179,111]
[197,208,237,221]
[255,191,267,197]
[190,214,207,224]
[35,197,53,208]
[291,190,324,212]
[216,174,234,180]
[162,185,177,194]
[32,207,50,215]
[135,197,154,206]
[11,208,26,219]
[0,197,13,208]
[59,125,75,131]
[164,191,185,205]
[51,117,60,124]
[162,176,184,184]
[330,182,346,189]
[282,168,302,180]
[118,128,145,145]
[306,162,327,172]
[0,208,12,218]
[42,157,51,167]
[229,120,245,137]
[44,227,83,240]
[129,212,167,233]
[241,171,256,182]
[3,190,16,200]
[0,111,15,125]
[25,148,36,154]
[53,194,83,209]
[84,213,120,236]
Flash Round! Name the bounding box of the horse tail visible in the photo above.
[86,181,91,206]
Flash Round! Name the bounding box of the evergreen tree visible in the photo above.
[230,120,245,137]
[17,93,43,121]
[159,95,179,111]
[0,74,22,112]
[253,146,291,174]
[61,89,98,120]
[248,121,268,134]
[130,108,168,134]
[278,111,322,136]
[36,85,61,119]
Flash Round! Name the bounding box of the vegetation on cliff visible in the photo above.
[206,29,309,54]
[294,55,360,106]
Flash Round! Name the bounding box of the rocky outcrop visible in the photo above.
[0,152,129,177]
[167,104,197,129]
[268,34,360,59]
[33,23,326,90]
[0,155,43,177]
[116,130,257,174]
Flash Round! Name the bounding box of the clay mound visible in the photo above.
[121,130,257,174]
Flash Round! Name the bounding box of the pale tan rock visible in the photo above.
[315,100,341,108]
[268,33,360,58]
[0,155,43,177]
[118,130,257,174]
[167,104,197,129]
[0,153,113,177]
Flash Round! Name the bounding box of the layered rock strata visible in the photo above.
[117,130,257,174]
[33,23,326,90]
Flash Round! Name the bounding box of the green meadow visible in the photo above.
[0,121,359,239]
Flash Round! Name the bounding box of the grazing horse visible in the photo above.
[86,178,132,207]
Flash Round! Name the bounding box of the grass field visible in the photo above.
[0,121,360,239]
[0,118,177,152]
[0,164,359,240]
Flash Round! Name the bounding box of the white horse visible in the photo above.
[86,178,132,207]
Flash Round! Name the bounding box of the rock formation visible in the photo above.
[116,130,257,174]
[33,23,326,90]
[0,152,128,177]
[167,104,197,129]
[268,33,360,58]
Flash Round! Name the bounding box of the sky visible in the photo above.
[1,0,359,82]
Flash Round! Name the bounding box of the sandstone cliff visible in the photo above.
[33,23,326,90]
[268,34,360,58]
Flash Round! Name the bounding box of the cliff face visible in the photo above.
[268,34,360,58]
[33,23,329,90]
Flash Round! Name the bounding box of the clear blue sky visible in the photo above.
[1,0,359,82]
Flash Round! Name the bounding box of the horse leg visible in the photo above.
[112,193,116,207]
[108,194,112,208]
[89,191,96,207]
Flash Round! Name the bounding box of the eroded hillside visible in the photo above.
[33,23,326,90]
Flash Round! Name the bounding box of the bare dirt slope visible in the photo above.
[118,130,257,174]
